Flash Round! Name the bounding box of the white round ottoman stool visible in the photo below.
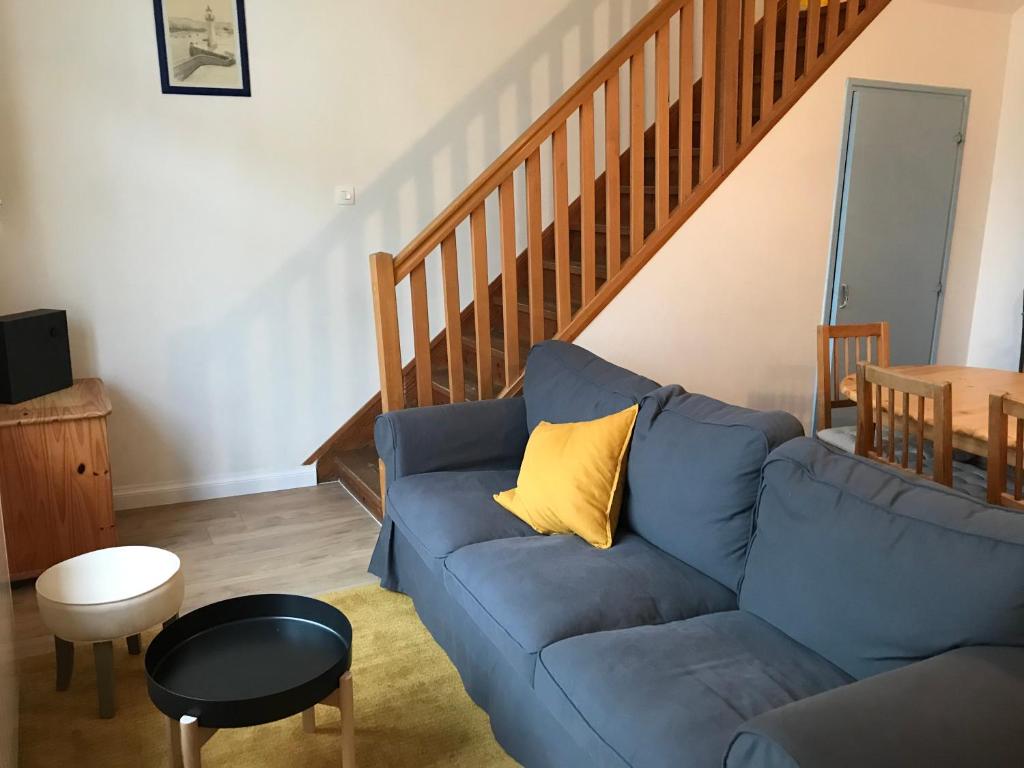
[35,546,184,718]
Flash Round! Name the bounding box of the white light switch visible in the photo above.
[334,185,356,206]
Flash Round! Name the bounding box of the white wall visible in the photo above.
[0,0,655,506]
[577,0,1012,428]
[967,5,1024,370]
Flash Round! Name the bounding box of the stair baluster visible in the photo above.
[310,0,894,519]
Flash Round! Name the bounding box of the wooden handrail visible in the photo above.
[392,0,689,281]
[500,0,888,401]
[353,0,893,515]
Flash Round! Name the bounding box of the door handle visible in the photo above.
[838,283,849,310]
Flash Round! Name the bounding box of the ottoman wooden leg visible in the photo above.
[309,671,355,767]
[127,634,142,655]
[302,706,316,733]
[180,715,216,768]
[54,637,74,691]
[340,671,355,768]
[166,716,184,768]
[163,613,179,629]
[93,641,115,718]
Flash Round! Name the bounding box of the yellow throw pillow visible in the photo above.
[493,404,639,549]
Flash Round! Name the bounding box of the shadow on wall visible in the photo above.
[166,0,652,479]
[0,36,185,486]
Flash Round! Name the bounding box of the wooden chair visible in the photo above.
[816,322,890,451]
[987,393,1024,511]
[855,363,953,486]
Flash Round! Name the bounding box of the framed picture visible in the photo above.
[153,0,251,96]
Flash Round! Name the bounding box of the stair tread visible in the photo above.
[621,184,683,195]
[432,369,480,400]
[461,332,505,358]
[514,298,582,319]
[542,258,609,278]
[333,444,381,518]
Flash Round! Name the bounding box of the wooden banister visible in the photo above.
[369,252,403,413]
[604,71,622,276]
[347,0,892,518]
[720,0,741,166]
[655,22,671,227]
[630,50,646,256]
[391,0,689,281]
[679,2,695,200]
[699,0,718,182]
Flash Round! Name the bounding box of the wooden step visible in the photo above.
[432,364,479,403]
[542,258,609,279]
[514,300,557,321]
[622,184,682,197]
[333,444,381,520]
[461,332,506,362]
[583,222,630,236]
[459,330,525,392]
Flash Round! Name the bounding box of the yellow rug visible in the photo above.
[19,585,518,767]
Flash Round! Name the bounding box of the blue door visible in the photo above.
[829,81,968,365]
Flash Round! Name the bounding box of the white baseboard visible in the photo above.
[113,466,318,511]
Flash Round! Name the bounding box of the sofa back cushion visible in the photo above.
[523,341,658,432]
[623,386,804,590]
[740,437,1024,680]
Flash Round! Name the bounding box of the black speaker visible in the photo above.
[0,309,73,404]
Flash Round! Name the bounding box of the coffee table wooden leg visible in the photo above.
[166,716,184,768]
[54,637,74,691]
[180,715,216,768]
[302,706,316,733]
[93,641,115,718]
[340,671,355,768]
[127,634,142,655]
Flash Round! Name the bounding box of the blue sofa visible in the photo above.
[369,341,1024,767]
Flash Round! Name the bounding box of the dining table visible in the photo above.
[839,365,1024,458]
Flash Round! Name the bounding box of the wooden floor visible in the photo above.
[10,483,380,660]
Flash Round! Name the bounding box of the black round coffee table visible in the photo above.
[145,594,355,768]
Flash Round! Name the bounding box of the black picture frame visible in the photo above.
[153,0,251,97]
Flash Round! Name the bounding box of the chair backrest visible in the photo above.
[988,393,1024,512]
[854,363,952,486]
[816,322,890,431]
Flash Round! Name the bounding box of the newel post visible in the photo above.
[370,252,403,516]
[369,252,404,413]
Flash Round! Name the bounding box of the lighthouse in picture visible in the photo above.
[205,5,218,50]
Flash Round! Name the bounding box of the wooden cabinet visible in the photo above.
[0,379,117,580]
[0,496,16,768]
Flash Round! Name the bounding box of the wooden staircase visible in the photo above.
[307,0,891,519]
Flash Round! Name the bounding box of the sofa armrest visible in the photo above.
[375,397,528,483]
[725,646,1024,768]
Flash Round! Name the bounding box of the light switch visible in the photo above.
[334,185,356,206]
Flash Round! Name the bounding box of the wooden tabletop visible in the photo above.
[840,365,1024,456]
[0,379,111,427]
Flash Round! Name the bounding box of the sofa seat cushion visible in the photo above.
[535,611,853,768]
[442,532,736,684]
[386,469,537,561]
